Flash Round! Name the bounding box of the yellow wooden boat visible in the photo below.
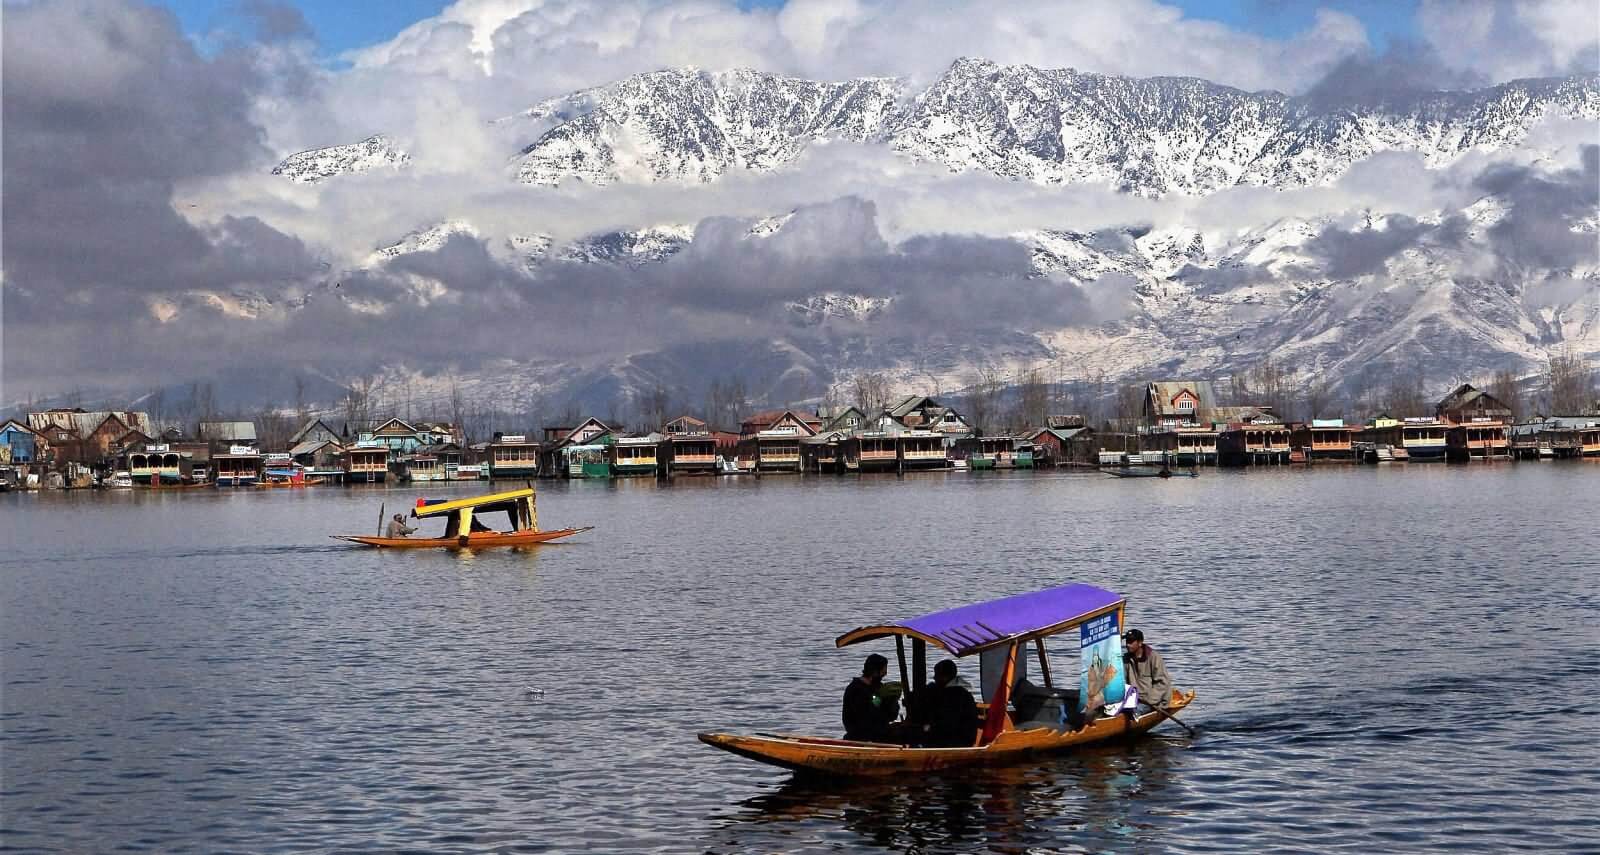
[699,583,1194,776]
[332,487,592,550]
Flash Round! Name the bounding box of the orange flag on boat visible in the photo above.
[980,644,1016,744]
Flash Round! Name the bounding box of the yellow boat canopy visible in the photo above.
[412,487,534,518]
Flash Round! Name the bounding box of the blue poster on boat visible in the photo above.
[1079,611,1125,713]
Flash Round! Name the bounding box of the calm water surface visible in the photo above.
[3,466,1598,853]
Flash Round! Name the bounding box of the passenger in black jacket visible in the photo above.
[842,654,899,742]
[915,659,979,748]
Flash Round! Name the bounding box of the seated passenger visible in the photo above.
[917,659,978,748]
[842,654,899,742]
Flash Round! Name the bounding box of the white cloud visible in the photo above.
[1419,0,1600,82]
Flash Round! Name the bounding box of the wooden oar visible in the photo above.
[377,502,386,537]
[1142,702,1195,736]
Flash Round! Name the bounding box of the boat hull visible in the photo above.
[701,691,1194,776]
[331,526,593,550]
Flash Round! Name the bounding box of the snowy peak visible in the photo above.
[508,59,1597,194]
[271,135,411,184]
[514,67,907,185]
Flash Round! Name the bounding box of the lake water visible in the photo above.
[3,465,1598,853]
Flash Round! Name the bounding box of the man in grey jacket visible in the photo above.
[386,513,417,538]
[1122,629,1174,711]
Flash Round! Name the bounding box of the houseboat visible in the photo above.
[1218,423,1291,466]
[1510,418,1600,459]
[1398,418,1449,462]
[396,454,445,482]
[965,436,1034,470]
[739,410,820,474]
[291,439,347,483]
[563,444,611,479]
[127,444,192,484]
[611,435,663,477]
[485,435,541,480]
[343,442,390,485]
[1447,420,1510,461]
[1290,420,1360,463]
[667,433,720,475]
[212,445,264,486]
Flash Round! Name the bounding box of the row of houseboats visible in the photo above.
[109,417,1600,489]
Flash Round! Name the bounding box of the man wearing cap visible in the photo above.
[1123,629,1174,711]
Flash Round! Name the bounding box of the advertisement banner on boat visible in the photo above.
[1079,611,1125,713]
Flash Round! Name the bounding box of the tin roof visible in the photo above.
[200,421,258,442]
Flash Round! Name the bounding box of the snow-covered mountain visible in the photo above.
[271,135,411,184]
[504,58,1598,194]
[232,59,1600,412]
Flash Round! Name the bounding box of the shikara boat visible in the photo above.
[332,487,592,550]
[699,583,1195,776]
[1103,467,1197,478]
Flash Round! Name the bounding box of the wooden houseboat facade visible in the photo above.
[343,444,389,484]
[611,435,663,477]
[212,446,263,486]
[128,444,192,484]
[666,434,719,475]
[486,436,541,480]
[1447,421,1510,461]
[739,410,820,474]
[1290,420,1360,462]
[1218,423,1290,466]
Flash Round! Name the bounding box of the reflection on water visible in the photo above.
[707,740,1193,853]
[2,466,1598,853]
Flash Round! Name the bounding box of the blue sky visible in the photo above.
[160,0,1421,56]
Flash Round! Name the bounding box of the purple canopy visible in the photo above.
[835,583,1124,656]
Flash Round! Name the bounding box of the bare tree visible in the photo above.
[1381,366,1428,418]
[962,361,1005,435]
[1487,368,1524,423]
[1302,374,1337,421]
[1014,365,1050,430]
[1113,381,1144,431]
[850,371,893,418]
[145,388,167,432]
[635,383,672,433]
[1541,348,1594,415]
[293,375,310,424]
[255,404,296,452]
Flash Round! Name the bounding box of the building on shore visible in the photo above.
[212,445,264,486]
[612,434,665,477]
[1435,384,1514,425]
[342,441,389,484]
[1029,426,1097,467]
[1218,414,1291,466]
[486,434,542,480]
[738,410,820,473]
[1447,420,1510,461]
[1290,419,1360,463]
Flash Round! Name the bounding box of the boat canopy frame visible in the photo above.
[835,583,1125,658]
[413,487,538,536]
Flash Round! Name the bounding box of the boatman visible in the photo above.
[1122,629,1174,712]
[842,653,899,742]
[386,513,417,538]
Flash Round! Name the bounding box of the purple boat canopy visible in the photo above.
[835,583,1125,657]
